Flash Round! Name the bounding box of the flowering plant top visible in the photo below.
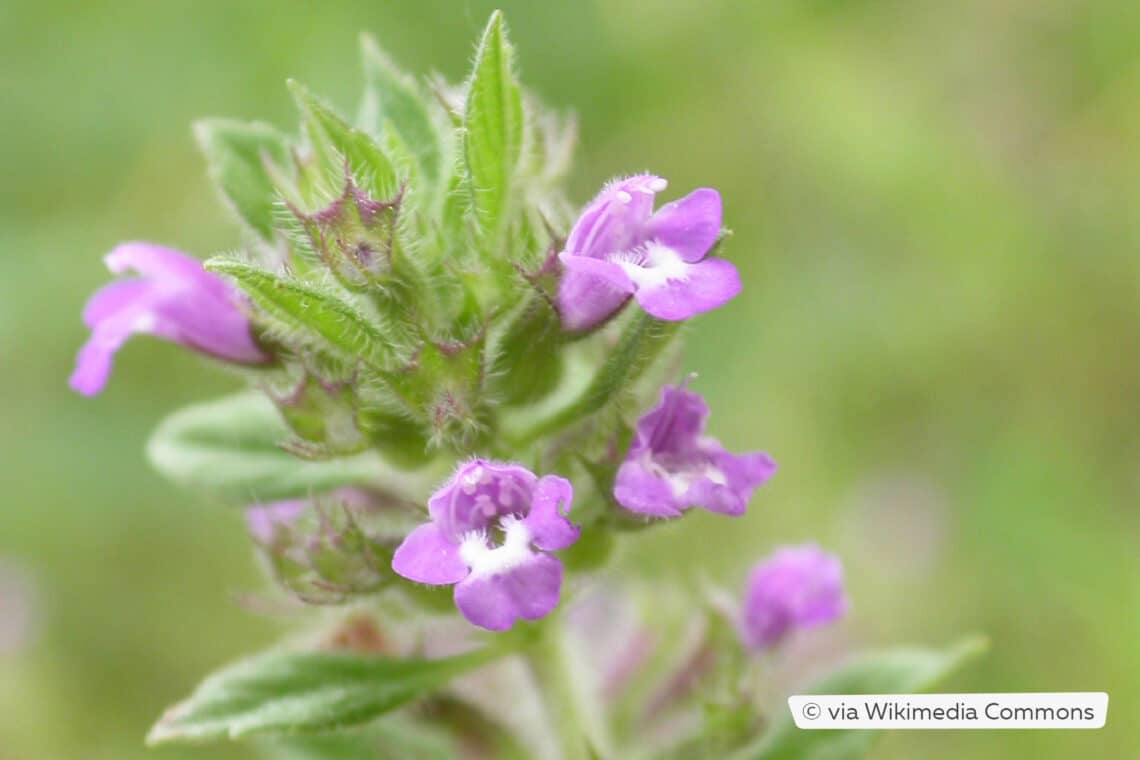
[72,11,980,758]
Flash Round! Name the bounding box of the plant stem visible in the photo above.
[525,618,607,760]
[506,311,680,446]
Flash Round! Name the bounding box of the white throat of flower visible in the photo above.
[617,241,690,289]
[459,515,534,578]
[645,454,727,499]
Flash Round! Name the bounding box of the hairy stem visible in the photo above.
[525,617,610,760]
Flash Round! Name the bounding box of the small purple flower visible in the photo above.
[614,384,776,518]
[392,460,580,631]
[739,544,848,651]
[557,174,740,332]
[70,242,269,396]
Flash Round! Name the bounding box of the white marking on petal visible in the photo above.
[618,242,691,291]
[705,467,727,487]
[665,474,690,498]
[616,190,632,203]
[647,177,668,192]
[644,456,692,498]
[644,455,725,497]
[461,465,484,495]
[132,312,158,332]
[459,517,535,578]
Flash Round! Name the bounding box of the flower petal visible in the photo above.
[716,449,778,492]
[681,450,775,517]
[564,174,665,259]
[739,544,848,650]
[453,554,563,631]
[107,242,267,362]
[613,459,684,518]
[645,187,722,262]
[81,279,153,328]
[524,476,579,551]
[628,249,741,321]
[427,460,538,538]
[392,523,469,585]
[68,304,159,396]
[556,253,635,332]
[635,385,709,457]
[105,242,224,290]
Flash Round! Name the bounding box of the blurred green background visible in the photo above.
[1,0,1137,757]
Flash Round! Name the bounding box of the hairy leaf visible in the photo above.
[194,119,291,241]
[147,647,501,744]
[260,718,457,760]
[733,636,987,760]
[360,35,443,188]
[289,80,399,200]
[146,392,388,501]
[463,10,524,237]
[207,258,408,371]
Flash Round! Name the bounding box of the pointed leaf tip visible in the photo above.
[193,119,291,242]
[146,647,505,744]
[463,9,524,239]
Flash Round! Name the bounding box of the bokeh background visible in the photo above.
[2,0,1137,757]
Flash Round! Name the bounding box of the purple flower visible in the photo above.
[556,174,740,332]
[392,460,580,631]
[739,544,848,651]
[614,384,776,518]
[70,242,269,396]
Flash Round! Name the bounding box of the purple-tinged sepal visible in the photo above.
[392,459,580,631]
[291,172,406,290]
[738,544,848,651]
[70,242,270,396]
[614,384,776,518]
[247,488,402,605]
[557,175,739,332]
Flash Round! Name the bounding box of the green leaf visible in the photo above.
[194,119,291,241]
[261,717,458,760]
[733,636,987,760]
[289,80,399,200]
[146,392,388,501]
[147,647,502,744]
[359,34,443,188]
[207,258,408,371]
[463,10,524,237]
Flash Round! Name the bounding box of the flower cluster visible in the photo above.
[73,174,781,629]
[70,14,861,756]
